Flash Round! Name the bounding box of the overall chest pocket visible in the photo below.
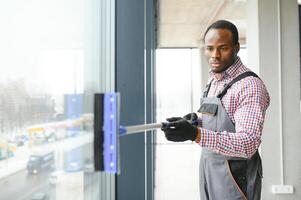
[198,103,218,131]
[198,103,218,116]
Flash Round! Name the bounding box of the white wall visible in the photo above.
[247,0,301,199]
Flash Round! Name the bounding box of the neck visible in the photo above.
[214,73,223,80]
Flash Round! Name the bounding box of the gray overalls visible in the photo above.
[198,72,262,200]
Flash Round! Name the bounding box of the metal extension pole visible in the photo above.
[122,123,163,135]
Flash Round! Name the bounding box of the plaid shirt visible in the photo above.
[197,57,270,158]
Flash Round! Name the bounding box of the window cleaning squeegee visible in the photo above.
[94,93,163,174]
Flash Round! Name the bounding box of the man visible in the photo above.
[162,20,270,200]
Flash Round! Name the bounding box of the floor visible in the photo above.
[155,141,202,200]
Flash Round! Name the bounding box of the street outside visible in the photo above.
[0,133,94,200]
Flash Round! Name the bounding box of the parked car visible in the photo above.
[27,150,55,174]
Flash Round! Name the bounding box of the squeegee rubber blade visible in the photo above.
[94,93,104,171]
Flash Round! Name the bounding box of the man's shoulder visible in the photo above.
[231,70,268,95]
[230,68,259,85]
[233,70,270,107]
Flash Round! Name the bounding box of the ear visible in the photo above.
[234,43,240,54]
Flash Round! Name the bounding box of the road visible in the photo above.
[0,168,54,200]
[0,133,93,200]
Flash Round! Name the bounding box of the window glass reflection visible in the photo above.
[0,1,97,200]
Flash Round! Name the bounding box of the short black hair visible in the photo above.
[203,20,239,44]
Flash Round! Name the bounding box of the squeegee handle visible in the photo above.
[119,123,162,135]
[119,120,198,135]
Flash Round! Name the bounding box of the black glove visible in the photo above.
[165,112,198,124]
[165,117,182,122]
[162,118,198,142]
[183,113,198,125]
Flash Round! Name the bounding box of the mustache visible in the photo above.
[209,58,221,62]
[209,59,222,64]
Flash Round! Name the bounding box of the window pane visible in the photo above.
[0,1,101,200]
[155,48,201,200]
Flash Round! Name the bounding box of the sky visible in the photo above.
[0,0,85,95]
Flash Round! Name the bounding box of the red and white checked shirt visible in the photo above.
[197,57,270,158]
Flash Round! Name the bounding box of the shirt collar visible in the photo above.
[209,57,242,80]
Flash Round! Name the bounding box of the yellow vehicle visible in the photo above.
[0,140,16,160]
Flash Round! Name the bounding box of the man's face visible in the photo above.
[204,28,240,73]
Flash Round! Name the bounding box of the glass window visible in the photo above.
[0,1,104,200]
[155,48,201,200]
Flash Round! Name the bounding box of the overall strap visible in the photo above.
[217,71,259,99]
[203,79,214,97]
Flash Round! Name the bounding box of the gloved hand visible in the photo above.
[183,112,198,125]
[161,118,198,142]
[166,112,198,124]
